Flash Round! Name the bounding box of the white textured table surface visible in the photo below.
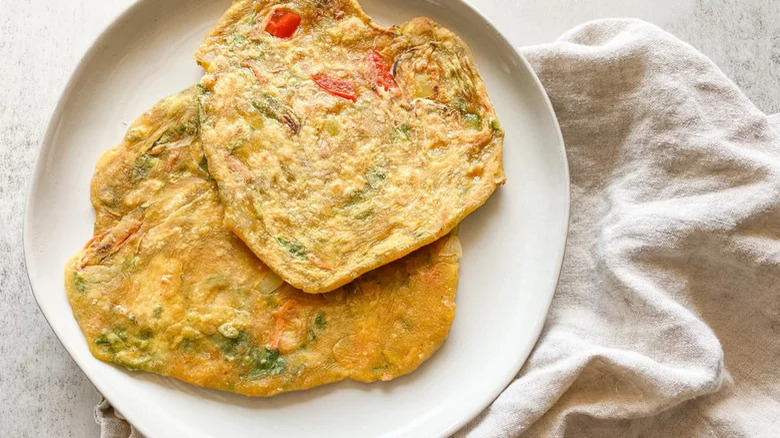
[1,1,777,437]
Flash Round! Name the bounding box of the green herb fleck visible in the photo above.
[464,113,481,129]
[115,356,149,371]
[355,208,374,220]
[277,237,306,259]
[399,123,411,139]
[366,167,387,189]
[315,314,326,328]
[119,257,138,272]
[231,33,248,47]
[180,338,196,351]
[196,83,208,94]
[206,275,227,286]
[198,155,209,175]
[252,98,276,119]
[152,121,195,147]
[94,328,128,353]
[453,98,467,114]
[216,331,249,357]
[252,94,300,134]
[345,189,365,206]
[73,272,88,294]
[391,123,411,141]
[125,128,142,142]
[247,347,286,378]
[243,11,258,25]
[490,119,502,132]
[151,306,163,319]
[131,154,159,182]
[139,328,154,340]
[176,121,197,136]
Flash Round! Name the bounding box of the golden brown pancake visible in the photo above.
[195,0,503,293]
[65,87,460,396]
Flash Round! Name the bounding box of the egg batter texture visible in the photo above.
[65,87,460,396]
[195,0,504,293]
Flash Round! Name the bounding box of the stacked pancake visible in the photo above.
[65,0,503,396]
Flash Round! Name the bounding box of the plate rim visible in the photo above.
[23,0,570,436]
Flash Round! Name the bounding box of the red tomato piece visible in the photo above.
[265,9,301,38]
[367,50,397,91]
[312,73,357,102]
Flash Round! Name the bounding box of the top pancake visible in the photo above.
[195,0,504,293]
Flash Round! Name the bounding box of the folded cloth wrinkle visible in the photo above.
[95,398,142,438]
[98,18,780,438]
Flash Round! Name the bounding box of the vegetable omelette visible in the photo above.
[195,0,504,293]
[65,87,461,396]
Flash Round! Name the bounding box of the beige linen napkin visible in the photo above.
[98,19,780,438]
[458,18,780,437]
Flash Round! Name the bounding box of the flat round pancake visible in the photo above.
[195,0,503,293]
[65,87,460,396]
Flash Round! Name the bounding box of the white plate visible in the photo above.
[24,1,569,437]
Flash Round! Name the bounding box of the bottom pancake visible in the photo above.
[64,87,460,396]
